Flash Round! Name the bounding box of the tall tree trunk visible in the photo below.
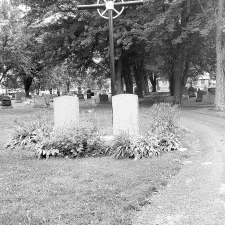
[149,72,157,92]
[66,80,70,94]
[173,47,186,104]
[166,46,176,96]
[215,0,225,111]
[168,65,175,96]
[123,69,133,93]
[115,57,123,95]
[171,0,191,102]
[23,76,33,98]
[133,62,144,98]
[122,59,133,94]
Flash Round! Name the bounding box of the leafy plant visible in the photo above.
[107,133,133,159]
[35,126,106,159]
[150,103,180,135]
[6,114,53,150]
[6,114,106,159]
[108,132,181,160]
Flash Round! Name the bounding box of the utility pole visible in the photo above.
[77,0,144,95]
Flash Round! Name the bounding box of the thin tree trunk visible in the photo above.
[143,72,150,95]
[215,0,225,111]
[133,62,144,98]
[66,81,70,94]
[149,72,157,92]
[133,58,145,98]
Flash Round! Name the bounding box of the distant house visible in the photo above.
[156,78,169,92]
[191,72,216,90]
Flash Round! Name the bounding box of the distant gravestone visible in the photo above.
[33,96,46,108]
[99,94,108,103]
[112,94,139,136]
[44,94,51,107]
[54,95,79,129]
[1,96,12,107]
[15,92,24,103]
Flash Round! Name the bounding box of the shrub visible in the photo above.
[150,103,180,135]
[6,103,183,161]
[35,126,106,159]
[6,115,52,150]
[108,132,181,160]
[6,115,106,159]
[106,133,133,159]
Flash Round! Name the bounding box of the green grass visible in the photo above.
[0,103,189,225]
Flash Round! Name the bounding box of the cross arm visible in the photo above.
[77,3,105,10]
[114,0,144,7]
[77,0,144,11]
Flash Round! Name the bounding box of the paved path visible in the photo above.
[134,108,225,225]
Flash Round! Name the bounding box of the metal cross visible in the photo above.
[77,0,144,95]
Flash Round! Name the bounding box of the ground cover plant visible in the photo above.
[6,103,182,160]
[107,103,182,159]
[0,103,190,225]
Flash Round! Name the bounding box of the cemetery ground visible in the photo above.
[1,102,225,224]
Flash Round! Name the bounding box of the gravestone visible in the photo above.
[33,96,46,108]
[112,94,139,136]
[1,96,12,106]
[99,93,109,103]
[77,93,84,100]
[54,95,79,129]
[15,92,24,103]
[44,94,51,107]
[87,89,92,99]
[95,92,100,104]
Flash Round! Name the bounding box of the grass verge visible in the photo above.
[0,103,190,225]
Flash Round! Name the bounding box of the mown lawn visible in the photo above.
[0,103,188,225]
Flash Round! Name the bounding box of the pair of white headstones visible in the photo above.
[54,94,139,136]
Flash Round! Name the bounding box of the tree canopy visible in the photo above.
[0,0,221,102]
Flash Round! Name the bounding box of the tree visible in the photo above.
[0,1,37,97]
[22,0,218,101]
[215,0,225,110]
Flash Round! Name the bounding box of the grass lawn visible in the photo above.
[0,103,189,225]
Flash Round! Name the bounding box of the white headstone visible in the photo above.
[54,96,79,129]
[112,94,139,136]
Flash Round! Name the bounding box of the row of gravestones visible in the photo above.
[33,93,109,108]
[77,93,109,103]
[54,94,139,136]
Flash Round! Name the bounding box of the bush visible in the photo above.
[6,103,182,161]
[150,103,180,135]
[6,115,53,150]
[6,116,106,159]
[36,126,106,159]
[108,132,181,160]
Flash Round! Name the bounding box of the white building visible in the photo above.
[192,72,216,90]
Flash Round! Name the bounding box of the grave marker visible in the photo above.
[15,92,23,103]
[112,94,139,136]
[33,96,46,108]
[54,96,79,129]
